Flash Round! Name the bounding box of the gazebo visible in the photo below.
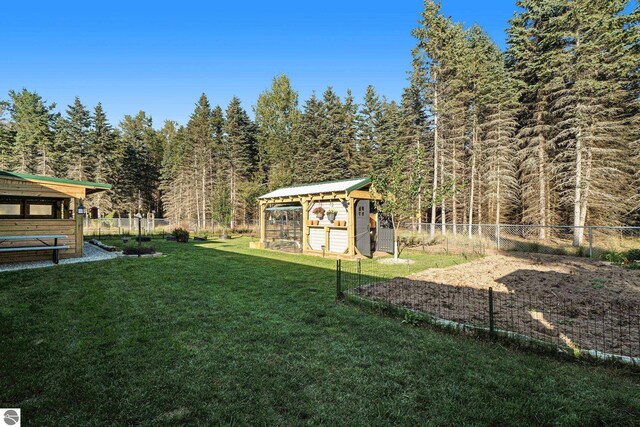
[253,178,393,258]
[0,171,111,263]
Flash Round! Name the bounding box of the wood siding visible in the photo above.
[308,228,325,252]
[308,201,349,254]
[0,219,79,263]
[308,201,348,226]
[0,177,85,199]
[330,229,348,253]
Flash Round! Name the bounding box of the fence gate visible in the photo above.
[355,200,371,257]
[377,213,394,254]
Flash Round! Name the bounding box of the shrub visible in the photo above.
[171,227,190,243]
[625,249,640,262]
[602,251,626,264]
[404,235,423,247]
[230,227,255,235]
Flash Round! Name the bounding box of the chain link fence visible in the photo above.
[397,223,640,258]
[83,218,259,238]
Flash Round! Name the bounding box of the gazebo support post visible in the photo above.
[74,198,84,257]
[302,199,310,252]
[347,197,355,257]
[259,201,266,245]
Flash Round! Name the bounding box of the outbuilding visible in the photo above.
[0,171,111,263]
[254,178,394,258]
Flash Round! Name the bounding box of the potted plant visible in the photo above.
[312,206,325,220]
[326,208,338,223]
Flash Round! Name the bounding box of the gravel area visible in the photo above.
[0,242,118,273]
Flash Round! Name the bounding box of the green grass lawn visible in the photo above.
[1,237,639,425]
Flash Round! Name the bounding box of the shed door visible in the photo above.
[377,213,394,254]
[355,200,371,257]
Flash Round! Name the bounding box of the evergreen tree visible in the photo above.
[255,74,300,189]
[88,103,118,215]
[412,0,456,238]
[0,101,14,170]
[294,93,325,183]
[160,122,189,221]
[342,89,359,177]
[321,87,349,179]
[439,23,472,233]
[294,90,348,183]
[63,97,92,181]
[224,97,258,227]
[355,85,383,177]
[477,35,520,227]
[6,89,56,174]
[118,111,160,214]
[210,105,228,226]
[186,94,215,229]
[507,0,563,238]
[507,0,639,239]
[377,99,401,172]
[547,0,637,241]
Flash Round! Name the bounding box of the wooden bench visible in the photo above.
[0,235,70,264]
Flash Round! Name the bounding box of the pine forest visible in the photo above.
[1,1,638,236]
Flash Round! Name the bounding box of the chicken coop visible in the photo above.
[253,178,393,258]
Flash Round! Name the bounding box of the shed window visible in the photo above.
[0,203,21,216]
[28,204,53,216]
[0,198,61,219]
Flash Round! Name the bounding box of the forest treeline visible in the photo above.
[0,0,638,239]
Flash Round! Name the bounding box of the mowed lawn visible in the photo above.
[1,237,639,425]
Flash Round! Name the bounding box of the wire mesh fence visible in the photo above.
[397,223,640,258]
[337,259,640,365]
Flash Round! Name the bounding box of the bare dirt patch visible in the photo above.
[407,253,640,302]
[355,253,640,358]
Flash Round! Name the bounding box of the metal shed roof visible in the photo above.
[0,171,112,194]
[259,177,370,199]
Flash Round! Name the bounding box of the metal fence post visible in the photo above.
[336,259,343,300]
[357,258,362,289]
[588,227,593,258]
[488,287,495,336]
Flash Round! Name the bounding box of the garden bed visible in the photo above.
[355,253,640,358]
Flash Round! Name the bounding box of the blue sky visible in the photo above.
[0,1,558,126]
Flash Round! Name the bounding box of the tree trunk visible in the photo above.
[573,129,583,246]
[495,162,501,228]
[468,150,476,238]
[230,166,236,229]
[452,138,457,236]
[195,176,201,231]
[430,78,439,241]
[202,166,207,231]
[440,132,446,235]
[536,111,547,240]
[393,215,399,260]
